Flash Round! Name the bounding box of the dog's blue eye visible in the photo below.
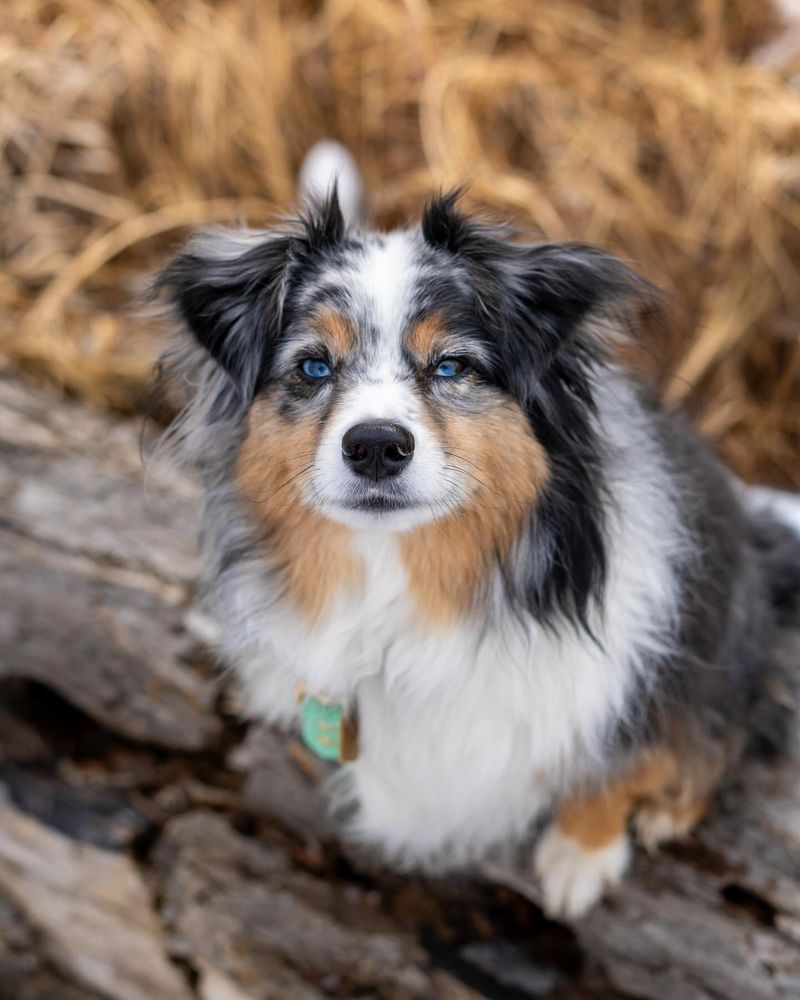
[301,358,332,380]
[433,358,465,378]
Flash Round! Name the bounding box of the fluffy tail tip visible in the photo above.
[298,141,364,228]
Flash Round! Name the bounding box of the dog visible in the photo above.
[156,146,800,919]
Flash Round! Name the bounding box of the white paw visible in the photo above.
[533,824,630,919]
[633,806,692,853]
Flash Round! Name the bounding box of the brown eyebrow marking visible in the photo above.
[312,308,356,356]
[406,313,449,361]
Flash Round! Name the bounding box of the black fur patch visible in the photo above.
[422,190,657,629]
[303,183,346,251]
[157,190,348,411]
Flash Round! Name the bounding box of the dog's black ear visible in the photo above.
[422,190,653,381]
[157,189,345,407]
[496,242,655,404]
[157,230,297,405]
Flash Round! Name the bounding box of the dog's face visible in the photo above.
[242,227,554,532]
[162,192,650,623]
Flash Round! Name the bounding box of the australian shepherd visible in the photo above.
[157,146,799,918]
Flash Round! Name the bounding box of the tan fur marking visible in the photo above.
[400,400,550,625]
[556,748,711,851]
[236,399,361,623]
[557,748,682,850]
[406,314,448,361]
[313,309,355,357]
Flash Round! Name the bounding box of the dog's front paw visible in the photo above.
[533,824,630,919]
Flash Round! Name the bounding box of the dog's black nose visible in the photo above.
[342,422,415,480]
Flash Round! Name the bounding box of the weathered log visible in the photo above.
[1,368,799,999]
[0,371,220,751]
[153,809,455,1000]
[0,792,192,1000]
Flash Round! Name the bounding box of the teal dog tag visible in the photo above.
[298,691,357,763]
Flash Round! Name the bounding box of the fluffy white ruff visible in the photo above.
[534,824,631,919]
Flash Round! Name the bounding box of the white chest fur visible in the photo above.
[220,526,672,867]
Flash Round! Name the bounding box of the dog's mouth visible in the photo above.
[310,471,463,527]
[313,478,435,519]
[344,498,415,512]
[340,486,419,513]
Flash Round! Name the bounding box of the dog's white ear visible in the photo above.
[299,141,364,228]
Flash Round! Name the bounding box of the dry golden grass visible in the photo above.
[1,0,799,484]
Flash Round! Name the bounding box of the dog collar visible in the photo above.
[296,686,358,763]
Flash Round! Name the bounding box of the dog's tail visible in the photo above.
[298,141,364,228]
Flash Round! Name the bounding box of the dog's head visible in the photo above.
[159,190,652,625]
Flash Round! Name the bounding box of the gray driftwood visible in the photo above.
[0,371,219,750]
[1,367,799,1000]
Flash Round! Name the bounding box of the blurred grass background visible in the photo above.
[1,0,799,485]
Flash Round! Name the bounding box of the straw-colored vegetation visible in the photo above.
[2,0,799,484]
